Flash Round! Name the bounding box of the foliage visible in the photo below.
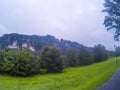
[94,44,108,62]
[78,46,93,65]
[103,0,120,40]
[115,46,120,56]
[59,55,67,68]
[40,46,64,73]
[107,50,115,57]
[65,48,77,66]
[0,49,37,76]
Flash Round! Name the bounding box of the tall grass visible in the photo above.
[0,57,119,90]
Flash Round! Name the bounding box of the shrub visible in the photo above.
[94,44,108,62]
[66,48,77,67]
[78,47,93,65]
[0,49,37,76]
[40,46,64,73]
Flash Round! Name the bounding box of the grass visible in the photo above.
[0,57,120,90]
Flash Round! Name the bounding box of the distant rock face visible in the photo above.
[7,41,35,51]
[22,43,27,48]
[0,33,93,52]
[8,41,19,49]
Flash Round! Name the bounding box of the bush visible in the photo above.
[66,48,77,67]
[40,46,64,73]
[0,49,38,76]
[94,44,108,62]
[78,47,93,65]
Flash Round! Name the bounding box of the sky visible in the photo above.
[0,0,119,50]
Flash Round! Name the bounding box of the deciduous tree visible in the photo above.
[40,46,63,73]
[103,0,120,40]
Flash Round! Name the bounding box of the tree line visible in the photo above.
[0,44,118,76]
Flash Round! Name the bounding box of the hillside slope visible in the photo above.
[0,57,119,90]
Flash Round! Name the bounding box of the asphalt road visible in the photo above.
[97,68,120,90]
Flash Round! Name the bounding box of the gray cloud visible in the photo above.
[0,0,119,50]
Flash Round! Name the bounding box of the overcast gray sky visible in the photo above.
[0,0,119,50]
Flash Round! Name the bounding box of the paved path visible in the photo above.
[97,68,120,90]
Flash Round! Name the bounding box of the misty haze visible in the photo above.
[0,0,120,90]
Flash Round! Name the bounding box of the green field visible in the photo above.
[0,57,120,90]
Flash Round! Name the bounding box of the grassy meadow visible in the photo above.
[0,57,120,90]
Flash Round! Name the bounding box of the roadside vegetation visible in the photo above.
[0,44,110,76]
[0,57,119,90]
[0,44,119,89]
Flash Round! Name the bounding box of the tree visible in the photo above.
[78,46,93,65]
[66,48,77,67]
[115,46,120,56]
[94,44,108,62]
[107,50,115,57]
[40,46,64,73]
[0,50,6,72]
[103,0,120,40]
[0,49,37,76]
